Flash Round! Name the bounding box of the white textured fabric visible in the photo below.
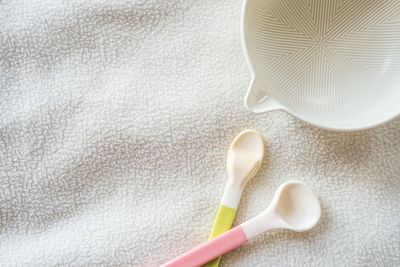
[1,0,399,266]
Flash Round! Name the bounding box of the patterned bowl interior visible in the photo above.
[243,0,400,129]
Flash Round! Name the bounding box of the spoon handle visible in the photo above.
[202,204,236,267]
[161,226,248,267]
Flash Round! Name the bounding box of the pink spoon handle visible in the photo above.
[162,226,248,267]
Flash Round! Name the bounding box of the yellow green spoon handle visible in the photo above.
[202,204,237,267]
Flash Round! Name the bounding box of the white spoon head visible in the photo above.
[226,129,264,188]
[272,181,321,232]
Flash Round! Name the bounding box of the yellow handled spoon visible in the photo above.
[203,129,264,267]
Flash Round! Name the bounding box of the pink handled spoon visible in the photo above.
[162,181,321,267]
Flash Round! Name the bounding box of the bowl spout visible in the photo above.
[245,76,285,113]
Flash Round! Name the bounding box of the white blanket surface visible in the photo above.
[1,0,399,266]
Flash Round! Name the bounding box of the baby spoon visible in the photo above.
[162,181,321,267]
[203,129,264,267]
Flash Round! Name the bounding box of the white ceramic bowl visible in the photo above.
[242,0,400,131]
